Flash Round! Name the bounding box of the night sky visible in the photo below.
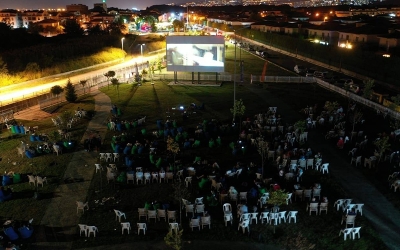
[0,0,167,11]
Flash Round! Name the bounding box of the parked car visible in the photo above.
[313,71,329,78]
[294,65,307,74]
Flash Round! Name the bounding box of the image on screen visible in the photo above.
[166,36,225,72]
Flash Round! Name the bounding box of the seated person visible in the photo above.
[337,137,344,149]
[240,203,248,214]
[18,224,34,239]
[228,186,238,196]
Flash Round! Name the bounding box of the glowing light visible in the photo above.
[383,54,391,58]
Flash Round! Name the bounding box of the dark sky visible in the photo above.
[0,0,165,11]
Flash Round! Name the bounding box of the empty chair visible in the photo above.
[201,216,211,229]
[224,213,233,226]
[286,193,292,205]
[269,213,279,225]
[190,218,201,231]
[195,197,204,205]
[137,223,147,235]
[321,163,329,174]
[136,172,144,185]
[294,189,303,201]
[144,172,151,184]
[99,153,106,161]
[259,212,269,224]
[113,153,120,162]
[36,176,47,187]
[95,164,103,173]
[334,199,346,211]
[307,203,319,215]
[182,198,191,210]
[167,210,177,222]
[306,159,314,169]
[87,226,98,237]
[195,204,205,216]
[319,202,328,215]
[238,219,250,234]
[286,211,298,223]
[157,209,167,221]
[114,209,126,222]
[185,204,194,217]
[138,208,147,220]
[278,211,287,224]
[249,212,258,225]
[105,153,113,162]
[223,203,232,214]
[169,223,179,234]
[352,227,361,239]
[354,204,364,216]
[121,222,131,235]
[342,215,356,228]
[28,175,36,186]
[339,228,353,240]
[76,201,89,214]
[148,210,157,222]
[78,224,88,237]
[126,172,134,184]
[312,189,321,200]
[240,213,251,222]
[159,171,166,183]
[303,189,312,201]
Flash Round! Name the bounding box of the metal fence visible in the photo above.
[251,75,315,83]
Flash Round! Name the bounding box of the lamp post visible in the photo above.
[121,37,125,51]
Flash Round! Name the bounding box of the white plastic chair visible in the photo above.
[319,202,328,215]
[195,197,204,205]
[36,176,47,187]
[294,189,303,201]
[144,172,151,184]
[105,153,113,162]
[151,172,159,183]
[190,218,201,231]
[354,204,364,216]
[223,203,232,214]
[138,208,147,220]
[352,227,361,239]
[167,210,177,222]
[286,193,292,205]
[278,211,287,224]
[321,163,329,174]
[78,224,88,237]
[286,211,298,223]
[159,171,166,183]
[239,213,251,222]
[334,199,345,211]
[339,228,353,240]
[28,175,36,186]
[136,172,144,185]
[166,172,174,183]
[148,210,157,222]
[87,226,98,237]
[342,215,356,228]
[304,189,312,201]
[76,201,89,214]
[195,204,205,215]
[169,223,179,234]
[121,222,131,235]
[229,193,238,205]
[269,212,278,225]
[307,203,319,215]
[306,159,314,169]
[185,204,194,217]
[312,188,321,200]
[137,223,147,235]
[224,213,233,226]
[95,164,103,173]
[201,216,211,229]
[126,172,134,184]
[113,153,120,162]
[157,209,167,221]
[249,212,258,224]
[114,209,126,222]
[259,212,269,224]
[238,219,250,234]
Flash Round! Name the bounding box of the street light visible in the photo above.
[121,37,125,51]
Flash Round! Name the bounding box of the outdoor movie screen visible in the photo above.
[166,36,225,73]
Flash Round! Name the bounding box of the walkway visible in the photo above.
[245,84,400,250]
[16,90,112,249]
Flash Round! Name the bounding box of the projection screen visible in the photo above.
[166,36,225,72]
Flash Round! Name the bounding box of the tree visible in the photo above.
[374,136,390,165]
[230,99,246,129]
[50,85,64,97]
[0,57,8,75]
[267,189,288,233]
[24,62,41,80]
[63,19,84,36]
[111,78,120,98]
[389,94,400,111]
[80,80,87,94]
[65,79,78,103]
[141,69,148,80]
[257,140,269,178]
[104,71,116,89]
[172,19,184,32]
[167,136,180,170]
[157,58,163,74]
[87,24,106,35]
[164,229,183,250]
[362,78,375,99]
[349,109,363,140]
[170,182,191,224]
[323,101,339,115]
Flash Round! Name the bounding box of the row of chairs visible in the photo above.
[27,175,48,187]
[339,227,362,240]
[99,153,120,162]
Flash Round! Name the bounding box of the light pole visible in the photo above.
[121,37,125,51]
[233,29,237,124]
